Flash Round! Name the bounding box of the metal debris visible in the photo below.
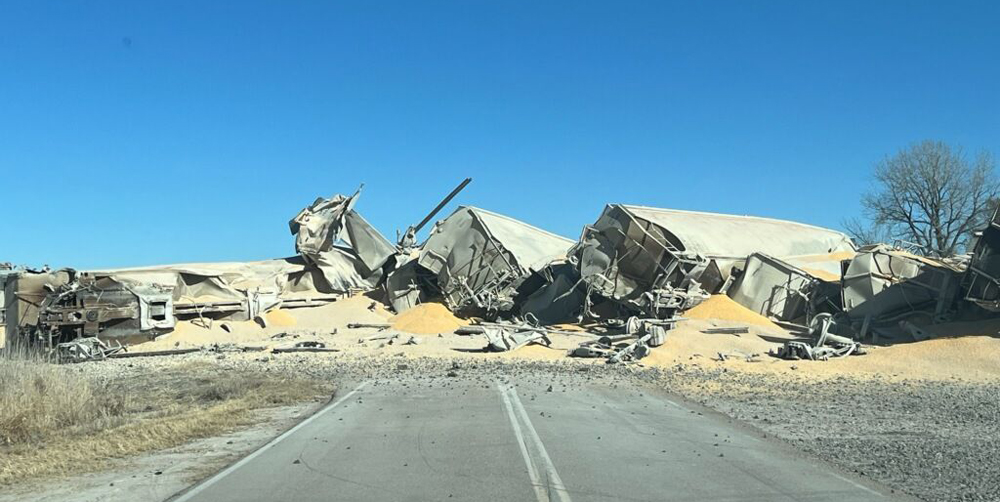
[54,337,125,363]
[272,341,338,354]
[701,327,750,335]
[347,322,392,330]
[771,313,864,361]
[482,325,551,352]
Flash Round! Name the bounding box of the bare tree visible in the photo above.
[842,217,892,247]
[845,140,999,256]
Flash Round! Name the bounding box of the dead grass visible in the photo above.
[0,351,331,485]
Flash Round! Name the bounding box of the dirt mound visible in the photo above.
[391,303,470,334]
[684,295,782,330]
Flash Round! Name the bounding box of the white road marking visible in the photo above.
[662,397,683,409]
[507,386,572,502]
[498,383,548,502]
[171,381,368,502]
[829,471,884,497]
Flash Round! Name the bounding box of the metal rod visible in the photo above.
[413,177,472,234]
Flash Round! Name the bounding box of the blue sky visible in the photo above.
[2,1,998,269]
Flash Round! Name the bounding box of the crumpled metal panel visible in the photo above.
[841,245,962,327]
[383,257,429,313]
[569,205,711,319]
[516,262,586,325]
[965,208,1000,311]
[289,189,396,286]
[727,253,845,325]
[415,206,574,316]
[4,269,73,344]
[570,205,855,320]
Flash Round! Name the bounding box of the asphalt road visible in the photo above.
[171,377,908,502]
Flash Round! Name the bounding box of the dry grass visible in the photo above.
[0,351,331,485]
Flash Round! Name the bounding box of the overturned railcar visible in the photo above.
[388,206,575,318]
[570,205,856,320]
[3,189,394,349]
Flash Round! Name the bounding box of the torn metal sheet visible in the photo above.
[482,326,551,352]
[515,261,586,325]
[383,257,432,313]
[412,206,575,317]
[289,187,396,287]
[567,316,676,363]
[95,260,346,324]
[4,268,74,347]
[569,205,853,320]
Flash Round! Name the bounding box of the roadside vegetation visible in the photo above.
[0,349,331,485]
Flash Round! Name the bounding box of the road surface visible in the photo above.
[171,377,908,501]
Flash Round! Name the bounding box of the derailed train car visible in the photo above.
[567,205,856,321]
[5,183,999,356]
[385,206,575,319]
[2,190,392,349]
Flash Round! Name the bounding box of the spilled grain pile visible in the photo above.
[391,302,470,334]
[685,295,782,330]
[264,309,297,327]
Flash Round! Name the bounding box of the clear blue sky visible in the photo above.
[2,1,998,269]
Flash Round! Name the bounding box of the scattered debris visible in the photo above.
[701,327,749,335]
[771,313,864,361]
[272,341,339,354]
[358,333,400,344]
[347,322,391,330]
[54,337,125,363]
[482,326,551,352]
[108,348,201,359]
